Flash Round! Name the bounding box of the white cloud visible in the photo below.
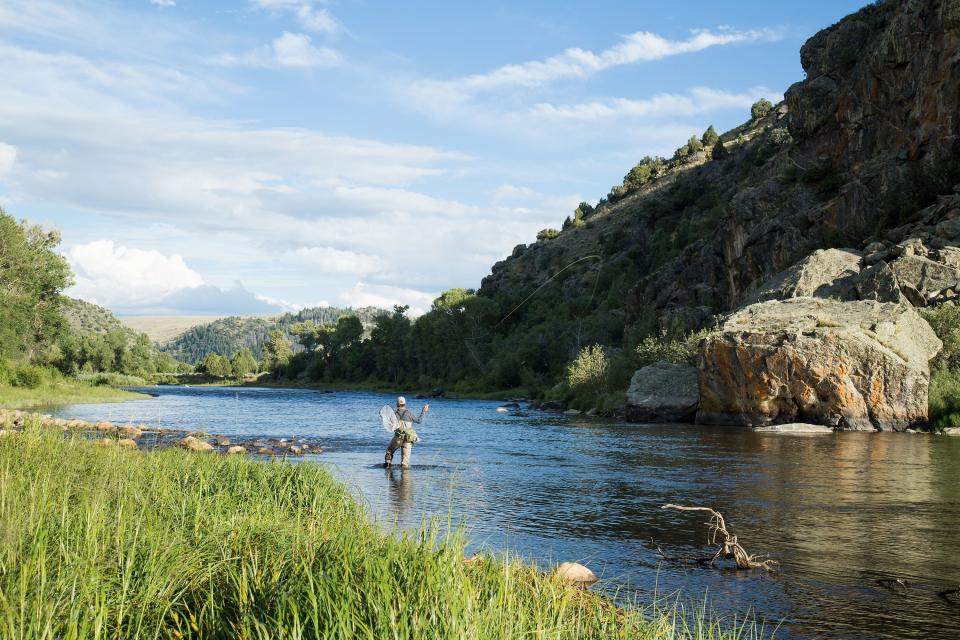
[151,0,176,7]
[214,32,342,69]
[338,282,437,316]
[448,29,777,94]
[530,86,779,122]
[65,239,204,308]
[252,1,339,34]
[0,142,17,176]
[293,246,380,274]
[272,32,341,68]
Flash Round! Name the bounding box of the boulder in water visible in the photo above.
[226,445,247,455]
[626,362,699,422]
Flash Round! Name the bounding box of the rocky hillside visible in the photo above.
[160,306,382,364]
[480,0,960,343]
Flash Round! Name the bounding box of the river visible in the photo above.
[53,385,960,640]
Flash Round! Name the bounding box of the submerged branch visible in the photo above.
[661,504,778,571]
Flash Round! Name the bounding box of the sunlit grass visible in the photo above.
[0,420,765,639]
[0,381,147,410]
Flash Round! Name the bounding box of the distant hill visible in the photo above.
[62,297,138,340]
[120,315,233,343]
[159,306,383,364]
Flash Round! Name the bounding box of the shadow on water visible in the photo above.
[53,386,960,640]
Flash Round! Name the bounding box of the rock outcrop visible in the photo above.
[697,298,942,430]
[625,362,699,422]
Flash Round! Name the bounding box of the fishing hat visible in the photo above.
[397,396,406,406]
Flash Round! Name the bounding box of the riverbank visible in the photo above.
[0,418,756,639]
[201,377,530,402]
[0,381,148,410]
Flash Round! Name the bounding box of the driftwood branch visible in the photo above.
[661,504,778,571]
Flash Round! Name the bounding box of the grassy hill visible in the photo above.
[121,315,234,343]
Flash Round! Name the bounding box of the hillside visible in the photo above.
[62,297,139,341]
[160,306,382,364]
[474,0,960,380]
[119,316,234,344]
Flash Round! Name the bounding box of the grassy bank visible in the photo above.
[0,421,759,639]
[0,381,148,410]
[234,378,529,401]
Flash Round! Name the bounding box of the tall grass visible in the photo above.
[0,421,762,639]
[0,382,147,410]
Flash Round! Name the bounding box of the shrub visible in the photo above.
[922,306,960,372]
[768,127,792,145]
[929,368,960,430]
[566,344,608,394]
[701,125,719,147]
[12,364,48,389]
[751,98,773,120]
[634,328,712,368]
[536,228,560,241]
[711,140,728,160]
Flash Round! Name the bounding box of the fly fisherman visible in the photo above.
[384,396,428,469]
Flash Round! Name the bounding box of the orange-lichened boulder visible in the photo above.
[697,298,941,431]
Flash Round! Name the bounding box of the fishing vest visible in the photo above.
[394,409,419,444]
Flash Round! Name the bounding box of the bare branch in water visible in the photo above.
[661,504,779,571]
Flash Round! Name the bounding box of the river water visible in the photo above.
[53,385,960,639]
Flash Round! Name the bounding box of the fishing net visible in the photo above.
[379,405,400,433]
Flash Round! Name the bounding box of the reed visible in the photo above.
[0,419,764,639]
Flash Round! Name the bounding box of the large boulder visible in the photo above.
[889,254,960,305]
[748,248,863,304]
[625,362,699,422]
[697,298,941,431]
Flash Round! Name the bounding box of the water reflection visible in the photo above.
[52,387,960,640]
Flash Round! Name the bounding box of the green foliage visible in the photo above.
[751,98,773,120]
[635,329,711,368]
[198,352,232,377]
[161,306,380,364]
[566,345,609,394]
[536,228,560,241]
[262,329,292,372]
[0,210,71,363]
[929,368,960,430]
[230,348,258,379]
[687,134,704,154]
[768,127,792,146]
[701,125,719,147]
[921,306,960,372]
[711,140,728,160]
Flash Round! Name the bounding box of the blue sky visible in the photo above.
[0,0,868,316]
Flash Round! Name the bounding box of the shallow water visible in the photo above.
[54,386,960,639]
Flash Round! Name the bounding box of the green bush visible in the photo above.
[635,329,711,368]
[76,372,148,387]
[929,368,960,430]
[12,364,49,389]
[566,345,608,392]
[536,228,560,241]
[751,98,773,120]
[921,306,960,372]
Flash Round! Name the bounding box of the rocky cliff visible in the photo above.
[480,0,960,336]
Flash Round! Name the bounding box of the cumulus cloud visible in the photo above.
[293,246,380,274]
[214,32,342,69]
[64,240,288,315]
[338,283,437,316]
[66,239,204,308]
